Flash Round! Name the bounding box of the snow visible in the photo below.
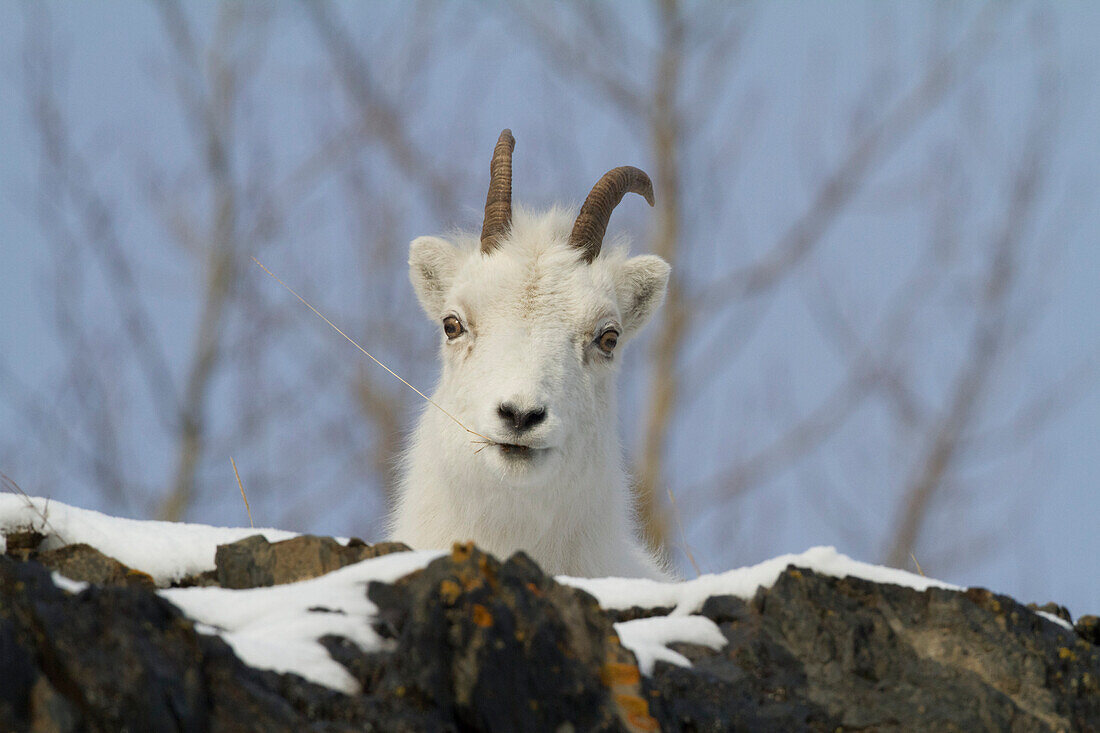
[557,547,962,676]
[559,545,961,615]
[614,616,728,675]
[160,549,444,693]
[1035,610,1075,632]
[0,493,303,585]
[50,571,89,594]
[3,495,1068,694]
[0,494,442,692]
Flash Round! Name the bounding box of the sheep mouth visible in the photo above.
[495,443,548,458]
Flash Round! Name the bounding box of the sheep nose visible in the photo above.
[497,402,547,432]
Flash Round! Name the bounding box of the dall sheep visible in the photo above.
[390,129,672,579]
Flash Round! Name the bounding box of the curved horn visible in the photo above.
[569,166,655,263]
[480,129,515,254]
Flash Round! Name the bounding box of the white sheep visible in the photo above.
[390,130,672,579]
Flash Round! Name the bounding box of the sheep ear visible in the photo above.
[409,236,461,318]
[616,255,670,336]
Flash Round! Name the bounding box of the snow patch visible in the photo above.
[3,497,976,690]
[0,494,304,585]
[558,547,963,676]
[560,546,960,616]
[1035,610,1074,632]
[160,549,444,693]
[614,615,727,675]
[51,571,89,594]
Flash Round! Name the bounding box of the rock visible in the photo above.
[681,567,1100,732]
[2,528,45,560]
[0,555,346,732]
[356,542,657,732]
[698,594,750,624]
[605,605,675,623]
[215,534,411,589]
[35,543,156,589]
[1077,615,1100,645]
[2,537,1099,731]
[172,568,220,588]
[1029,600,1074,625]
[648,587,836,731]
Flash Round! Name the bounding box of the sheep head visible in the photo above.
[408,130,669,484]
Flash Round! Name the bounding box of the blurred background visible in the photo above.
[1,2,1097,613]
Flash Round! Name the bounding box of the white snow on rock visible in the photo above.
[557,547,966,673]
[614,615,728,675]
[50,571,89,594]
[9,494,1062,693]
[1035,610,1075,632]
[0,493,302,585]
[160,549,444,693]
[559,545,961,615]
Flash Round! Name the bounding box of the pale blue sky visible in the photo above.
[1,2,1097,613]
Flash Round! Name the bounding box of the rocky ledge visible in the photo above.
[1,531,1098,732]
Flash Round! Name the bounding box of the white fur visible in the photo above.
[390,206,672,579]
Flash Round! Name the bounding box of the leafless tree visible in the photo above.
[8,4,420,528]
[511,1,1087,577]
[3,2,1090,589]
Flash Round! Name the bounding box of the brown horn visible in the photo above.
[568,166,654,263]
[480,129,515,254]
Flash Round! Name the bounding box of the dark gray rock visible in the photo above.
[2,531,1098,732]
[355,542,653,732]
[0,555,344,732]
[652,568,1100,732]
[605,605,676,623]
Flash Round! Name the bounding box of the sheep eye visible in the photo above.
[596,328,619,354]
[443,315,464,340]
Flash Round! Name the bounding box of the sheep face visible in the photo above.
[409,208,669,486]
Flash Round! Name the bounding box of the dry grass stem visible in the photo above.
[251,257,497,448]
[230,457,254,528]
[910,552,925,577]
[1,472,68,546]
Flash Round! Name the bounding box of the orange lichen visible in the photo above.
[615,694,659,731]
[626,712,660,732]
[450,542,474,562]
[600,662,641,686]
[472,603,494,628]
[438,579,462,605]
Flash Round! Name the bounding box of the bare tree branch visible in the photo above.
[633,0,685,551]
[301,0,461,221]
[692,2,1006,311]
[23,19,181,429]
[884,114,1048,568]
[155,2,253,520]
[508,1,649,118]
